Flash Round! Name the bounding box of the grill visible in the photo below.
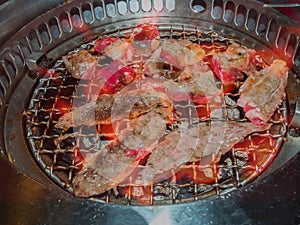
[24,29,288,205]
[0,0,299,207]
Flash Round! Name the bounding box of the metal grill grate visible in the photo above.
[24,26,287,205]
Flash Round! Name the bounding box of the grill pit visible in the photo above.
[24,27,287,205]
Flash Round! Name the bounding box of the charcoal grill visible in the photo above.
[0,0,299,210]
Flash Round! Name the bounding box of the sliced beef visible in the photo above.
[62,50,96,79]
[175,63,222,104]
[237,59,288,125]
[55,89,172,130]
[72,143,139,197]
[144,39,206,76]
[72,102,170,197]
[160,39,206,69]
[211,44,256,84]
[140,122,271,184]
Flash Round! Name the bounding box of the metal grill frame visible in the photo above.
[0,0,298,206]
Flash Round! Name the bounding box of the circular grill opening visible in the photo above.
[24,25,287,205]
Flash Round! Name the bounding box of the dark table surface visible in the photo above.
[0,152,299,225]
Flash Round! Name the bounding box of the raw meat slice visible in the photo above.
[62,50,96,79]
[211,44,256,84]
[55,89,172,130]
[72,104,169,197]
[237,59,288,125]
[140,122,271,184]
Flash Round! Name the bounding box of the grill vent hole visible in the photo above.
[0,65,5,98]
[93,1,105,20]
[106,2,116,17]
[212,0,223,19]
[0,82,4,99]
[246,9,257,31]
[11,46,25,68]
[28,29,42,52]
[267,19,279,44]
[166,0,176,12]
[235,4,246,27]
[3,55,16,79]
[154,0,163,12]
[117,0,128,15]
[294,43,300,66]
[0,63,11,89]
[142,0,152,12]
[224,1,235,23]
[70,7,83,28]
[257,14,268,37]
[286,33,297,58]
[19,37,32,58]
[82,4,94,24]
[129,0,140,13]
[38,23,51,45]
[49,17,61,39]
[190,0,206,13]
[59,13,72,33]
[277,26,288,49]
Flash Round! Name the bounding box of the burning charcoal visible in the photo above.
[176,186,195,200]
[43,89,59,99]
[225,96,241,120]
[196,184,214,194]
[55,152,74,167]
[176,175,194,185]
[153,185,173,201]
[42,138,57,151]
[40,98,56,110]
[59,136,76,150]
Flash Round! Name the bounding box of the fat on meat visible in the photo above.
[140,122,271,184]
[237,59,288,125]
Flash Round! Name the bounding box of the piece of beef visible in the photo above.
[62,50,96,79]
[160,39,206,69]
[175,63,222,104]
[72,104,170,197]
[116,108,170,151]
[145,60,222,105]
[55,89,172,130]
[211,44,256,84]
[140,122,271,184]
[129,24,160,41]
[100,39,135,63]
[72,142,140,197]
[144,39,206,76]
[237,59,288,125]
